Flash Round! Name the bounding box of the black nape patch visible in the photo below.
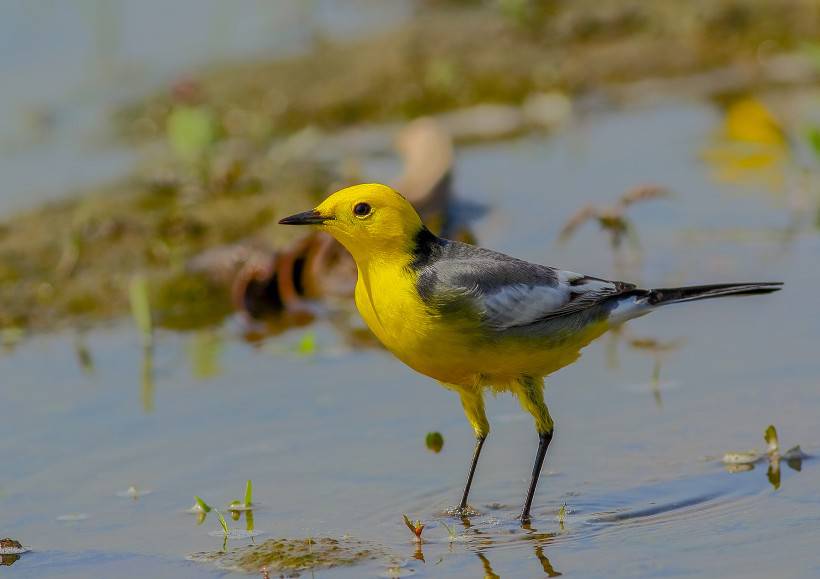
[409,226,444,271]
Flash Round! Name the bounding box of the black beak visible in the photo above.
[278,210,330,225]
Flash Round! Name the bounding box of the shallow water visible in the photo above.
[3,99,820,578]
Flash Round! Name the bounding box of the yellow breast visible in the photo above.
[354,261,475,384]
[353,260,611,388]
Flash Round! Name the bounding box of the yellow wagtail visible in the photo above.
[280,183,782,521]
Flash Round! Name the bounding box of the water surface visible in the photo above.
[2,100,819,577]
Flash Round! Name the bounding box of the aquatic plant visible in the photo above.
[188,536,383,574]
[557,502,568,531]
[425,431,444,453]
[228,479,253,511]
[128,275,153,349]
[440,520,458,542]
[402,514,425,542]
[558,185,670,251]
[723,424,807,489]
[215,509,230,536]
[192,496,212,513]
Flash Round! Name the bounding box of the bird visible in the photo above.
[279,183,782,521]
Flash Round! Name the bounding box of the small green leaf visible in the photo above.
[244,480,253,506]
[194,496,212,513]
[215,509,229,536]
[128,275,152,349]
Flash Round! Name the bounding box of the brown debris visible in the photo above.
[558,185,670,249]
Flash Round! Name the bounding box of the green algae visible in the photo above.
[189,536,385,575]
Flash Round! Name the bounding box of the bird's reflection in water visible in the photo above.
[474,542,561,578]
[407,515,562,577]
[606,326,684,408]
[535,545,562,577]
[477,551,500,579]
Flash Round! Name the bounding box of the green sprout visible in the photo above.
[440,520,457,542]
[557,502,567,529]
[402,514,425,542]
[425,432,444,453]
[128,275,153,349]
[215,509,230,535]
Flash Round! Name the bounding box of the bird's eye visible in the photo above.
[353,202,372,217]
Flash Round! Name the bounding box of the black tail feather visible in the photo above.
[647,282,783,306]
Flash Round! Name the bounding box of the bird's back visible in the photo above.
[409,230,640,340]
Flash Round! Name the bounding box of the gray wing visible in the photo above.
[415,240,637,331]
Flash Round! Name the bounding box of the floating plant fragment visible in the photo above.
[425,431,444,453]
[116,485,152,499]
[0,538,29,566]
[402,514,425,542]
[723,425,808,487]
[188,536,384,574]
[722,451,763,465]
[782,445,808,461]
[0,538,28,554]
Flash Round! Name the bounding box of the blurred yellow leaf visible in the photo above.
[703,97,787,191]
[723,98,784,145]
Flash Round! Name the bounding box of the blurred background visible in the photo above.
[2,1,820,577]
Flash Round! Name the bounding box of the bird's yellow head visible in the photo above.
[279,183,424,264]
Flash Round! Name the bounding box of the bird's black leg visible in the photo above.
[514,375,555,522]
[521,429,553,521]
[445,383,490,514]
[459,435,486,510]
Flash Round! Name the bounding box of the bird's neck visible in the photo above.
[344,225,440,274]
